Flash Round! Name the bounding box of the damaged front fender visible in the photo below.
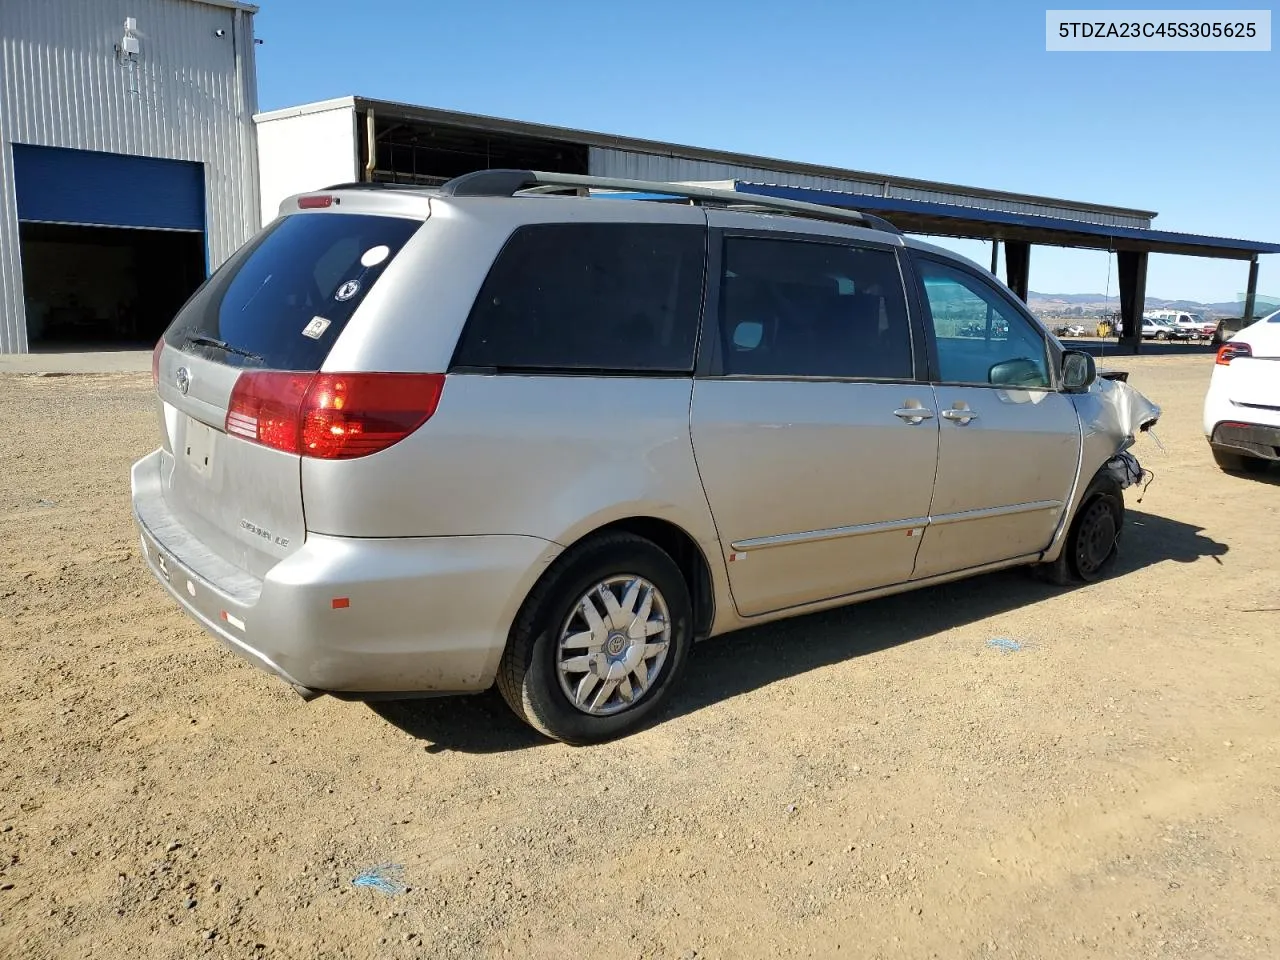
[1080,373,1162,452]
[1041,373,1161,562]
[1087,375,1160,497]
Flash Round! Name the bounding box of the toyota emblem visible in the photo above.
[175,366,190,395]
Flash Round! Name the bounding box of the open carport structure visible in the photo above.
[729,182,1280,352]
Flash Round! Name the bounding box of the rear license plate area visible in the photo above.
[184,417,216,477]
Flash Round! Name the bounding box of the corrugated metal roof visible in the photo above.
[591,150,1151,228]
[256,96,1160,223]
[734,183,1280,259]
[255,96,356,123]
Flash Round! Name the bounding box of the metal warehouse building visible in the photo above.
[256,96,1157,233]
[0,0,259,354]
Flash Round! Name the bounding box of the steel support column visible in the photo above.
[1004,241,1030,302]
[1242,256,1260,326]
[1118,250,1148,354]
[989,239,1000,275]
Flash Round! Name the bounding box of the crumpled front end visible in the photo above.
[1086,374,1162,494]
[1082,373,1162,452]
[1041,373,1162,562]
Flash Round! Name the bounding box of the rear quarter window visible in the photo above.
[165,212,422,370]
[451,223,706,374]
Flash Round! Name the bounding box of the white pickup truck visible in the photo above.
[1147,310,1215,341]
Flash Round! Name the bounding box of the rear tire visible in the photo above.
[496,533,692,745]
[1031,472,1125,585]
[1212,447,1271,475]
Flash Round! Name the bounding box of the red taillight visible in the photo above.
[297,195,334,209]
[226,371,313,453]
[1216,342,1252,365]
[299,373,446,459]
[225,371,444,459]
[152,340,164,385]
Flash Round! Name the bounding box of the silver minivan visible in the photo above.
[133,171,1160,744]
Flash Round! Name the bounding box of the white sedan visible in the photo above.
[1204,308,1280,474]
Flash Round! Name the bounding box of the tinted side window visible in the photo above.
[453,223,705,373]
[916,259,1051,388]
[718,237,913,379]
[165,213,422,371]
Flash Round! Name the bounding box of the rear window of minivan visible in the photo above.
[165,212,422,370]
[452,223,706,374]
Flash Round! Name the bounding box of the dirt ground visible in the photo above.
[2,356,1278,960]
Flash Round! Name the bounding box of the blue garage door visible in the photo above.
[12,144,205,232]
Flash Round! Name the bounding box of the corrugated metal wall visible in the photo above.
[589,147,1151,230]
[0,0,259,352]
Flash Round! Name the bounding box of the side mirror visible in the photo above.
[1061,350,1096,393]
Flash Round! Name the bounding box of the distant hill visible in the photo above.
[1028,291,1270,318]
[1030,292,1110,305]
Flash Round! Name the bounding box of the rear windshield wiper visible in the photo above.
[185,335,264,363]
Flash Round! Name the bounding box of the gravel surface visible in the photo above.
[1,358,1278,960]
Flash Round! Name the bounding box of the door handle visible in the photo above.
[893,407,936,425]
[941,407,979,425]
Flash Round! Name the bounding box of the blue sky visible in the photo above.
[253,0,1276,304]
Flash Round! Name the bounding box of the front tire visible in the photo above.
[1032,472,1124,585]
[496,533,692,745]
[1212,447,1271,475]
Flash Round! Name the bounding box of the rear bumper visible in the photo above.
[131,449,562,696]
[1209,421,1280,461]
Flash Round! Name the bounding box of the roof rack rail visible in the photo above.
[434,169,902,234]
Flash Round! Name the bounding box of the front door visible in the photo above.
[690,226,939,617]
[909,255,1081,579]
